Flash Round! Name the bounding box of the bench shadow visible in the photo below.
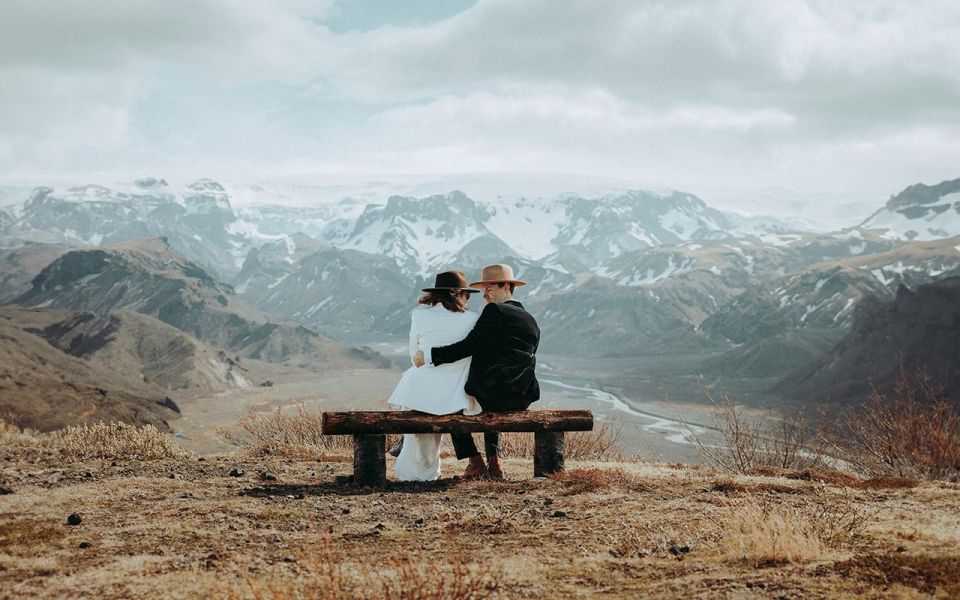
[240,477,463,498]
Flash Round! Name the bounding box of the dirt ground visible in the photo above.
[2,440,959,599]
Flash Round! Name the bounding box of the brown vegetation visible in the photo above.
[685,382,827,474]
[827,363,960,481]
[51,422,190,460]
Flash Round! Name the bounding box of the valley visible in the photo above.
[2,175,960,446]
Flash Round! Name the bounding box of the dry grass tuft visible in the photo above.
[723,502,824,565]
[219,405,354,459]
[498,420,623,461]
[51,422,189,460]
[827,363,960,481]
[723,497,873,566]
[228,530,502,599]
[549,467,649,495]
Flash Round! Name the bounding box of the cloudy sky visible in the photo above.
[1,0,958,205]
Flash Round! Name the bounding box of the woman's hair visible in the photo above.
[418,289,468,313]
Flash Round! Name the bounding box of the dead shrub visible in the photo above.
[219,405,354,458]
[685,382,827,474]
[549,467,649,495]
[51,422,189,460]
[827,363,960,481]
[229,530,502,599]
[498,420,623,461]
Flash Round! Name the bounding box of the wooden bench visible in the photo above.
[321,410,594,488]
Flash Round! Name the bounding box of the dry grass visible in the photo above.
[50,421,189,460]
[723,501,826,565]
[685,382,827,474]
[722,497,872,566]
[227,530,503,600]
[1,454,957,599]
[219,405,354,458]
[827,363,960,481]
[498,420,623,461]
[549,467,650,495]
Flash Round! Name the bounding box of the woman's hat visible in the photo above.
[422,270,481,293]
[470,263,526,288]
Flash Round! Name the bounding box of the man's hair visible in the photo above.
[497,282,516,294]
[418,290,467,312]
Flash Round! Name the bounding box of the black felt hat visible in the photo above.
[422,270,481,293]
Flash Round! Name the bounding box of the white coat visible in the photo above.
[388,303,479,481]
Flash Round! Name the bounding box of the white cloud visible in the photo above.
[0,0,958,197]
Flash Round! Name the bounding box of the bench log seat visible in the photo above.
[322,410,594,488]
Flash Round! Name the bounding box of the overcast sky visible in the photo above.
[1,0,958,204]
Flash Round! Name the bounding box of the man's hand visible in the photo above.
[413,350,425,368]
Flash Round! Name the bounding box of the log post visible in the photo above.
[534,431,565,477]
[353,434,386,488]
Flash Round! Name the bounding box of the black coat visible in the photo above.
[431,300,540,409]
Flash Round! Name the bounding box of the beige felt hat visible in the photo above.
[469,263,526,288]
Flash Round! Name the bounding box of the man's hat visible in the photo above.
[470,263,526,288]
[422,270,481,293]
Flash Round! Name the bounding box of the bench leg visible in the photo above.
[353,434,386,488]
[534,431,565,477]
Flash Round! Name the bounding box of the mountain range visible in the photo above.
[2,175,960,416]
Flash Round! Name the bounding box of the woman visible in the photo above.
[387,270,480,481]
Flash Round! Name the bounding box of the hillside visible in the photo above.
[0,242,73,303]
[782,276,960,407]
[12,238,386,370]
[0,313,176,431]
[3,306,250,392]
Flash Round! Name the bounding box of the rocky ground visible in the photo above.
[2,435,959,599]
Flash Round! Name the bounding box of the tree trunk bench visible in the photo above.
[321,410,594,488]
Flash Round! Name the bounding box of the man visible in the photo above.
[414,263,540,479]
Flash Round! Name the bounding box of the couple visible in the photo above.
[387,264,540,481]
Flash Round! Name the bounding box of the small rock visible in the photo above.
[0,486,13,495]
[78,541,92,549]
[374,523,386,530]
[415,517,425,525]
[550,510,567,518]
[896,546,907,553]
[259,472,277,482]
[169,473,181,480]
[228,468,245,477]
[668,546,690,556]
[82,471,93,478]
[282,555,296,563]
[543,498,554,506]
[67,513,82,526]
[341,508,351,515]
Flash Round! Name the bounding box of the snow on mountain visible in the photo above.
[860,178,960,241]
[324,191,504,276]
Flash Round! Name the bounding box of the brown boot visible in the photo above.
[463,455,487,480]
[487,455,504,480]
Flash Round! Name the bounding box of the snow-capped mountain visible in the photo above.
[701,236,960,345]
[860,178,960,241]
[2,180,280,278]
